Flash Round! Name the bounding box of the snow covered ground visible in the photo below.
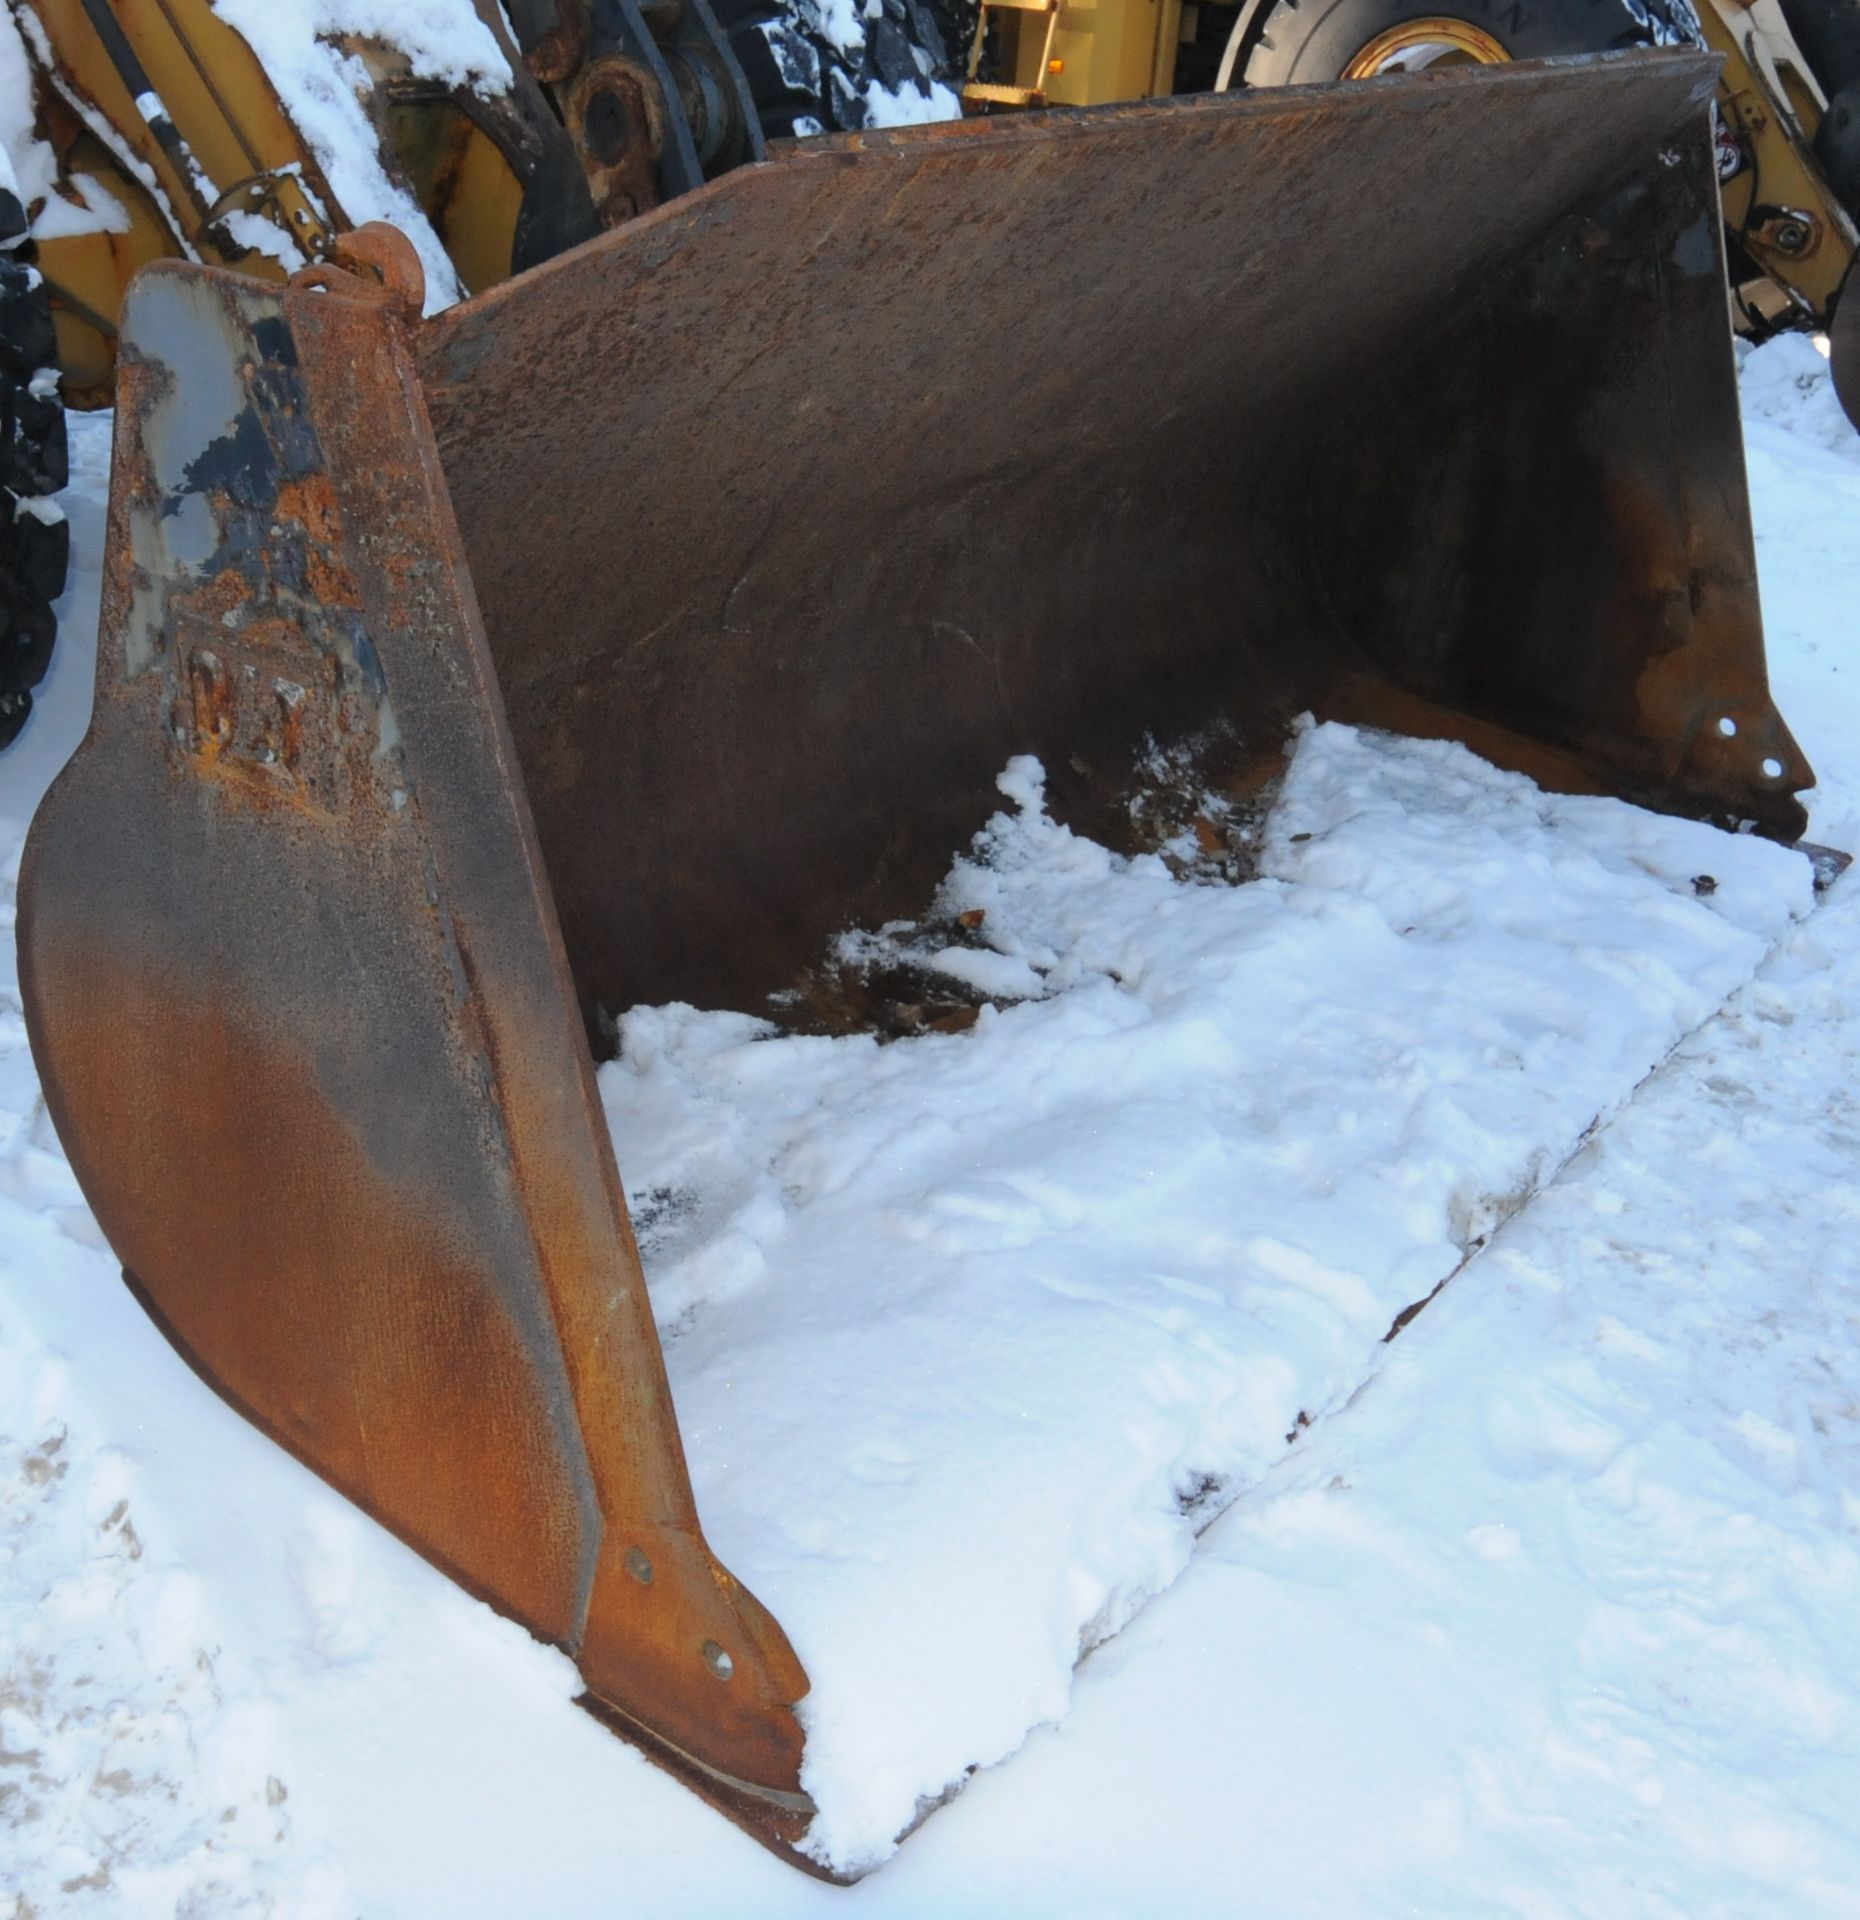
[3,337,1858,1913]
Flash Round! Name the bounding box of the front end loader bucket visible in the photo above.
[18,53,1807,1871]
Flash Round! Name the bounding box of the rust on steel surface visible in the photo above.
[16,228,818,1864]
[416,52,1809,1032]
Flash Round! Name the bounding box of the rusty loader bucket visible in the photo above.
[16,53,1808,1871]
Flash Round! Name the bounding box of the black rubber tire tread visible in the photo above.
[709,0,957,138]
[709,0,825,138]
[1814,76,1860,222]
[1240,0,1703,89]
[1777,0,1860,99]
[0,186,68,754]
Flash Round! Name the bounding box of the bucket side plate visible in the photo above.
[16,246,813,1845]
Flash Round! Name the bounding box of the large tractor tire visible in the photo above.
[713,0,958,138]
[1778,0,1860,98]
[1814,78,1860,219]
[1236,0,1703,89]
[0,179,66,755]
[1774,0,1860,222]
[1831,236,1860,425]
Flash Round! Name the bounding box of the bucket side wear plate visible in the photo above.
[16,241,813,1852]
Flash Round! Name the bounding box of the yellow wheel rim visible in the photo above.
[1340,17,1511,76]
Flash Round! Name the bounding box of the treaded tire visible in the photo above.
[0,184,66,753]
[1815,77,1860,222]
[710,0,957,138]
[1777,0,1860,99]
[1240,0,1703,89]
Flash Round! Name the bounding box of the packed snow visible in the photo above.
[2,343,1858,1910]
[607,724,1810,1871]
